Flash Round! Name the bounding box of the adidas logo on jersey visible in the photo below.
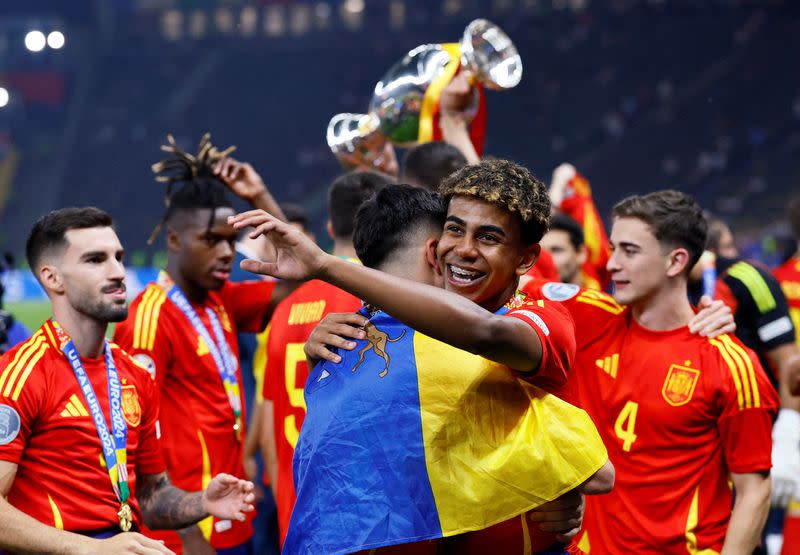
[60,394,89,417]
[596,354,619,378]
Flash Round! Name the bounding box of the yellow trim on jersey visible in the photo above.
[684,486,720,555]
[133,286,166,350]
[47,494,64,530]
[577,530,590,553]
[720,335,760,408]
[727,262,776,313]
[520,514,532,555]
[196,430,214,541]
[133,287,153,349]
[1,332,47,400]
[253,324,270,404]
[0,331,44,393]
[576,289,625,315]
[709,335,759,409]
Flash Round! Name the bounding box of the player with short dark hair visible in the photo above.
[114,135,290,555]
[540,214,602,289]
[401,141,468,192]
[0,207,255,554]
[524,189,777,553]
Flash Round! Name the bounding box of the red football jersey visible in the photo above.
[524,279,778,554]
[256,278,362,544]
[774,255,800,345]
[0,321,164,532]
[114,274,275,551]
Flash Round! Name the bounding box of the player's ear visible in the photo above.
[516,243,540,277]
[38,263,65,295]
[426,237,442,277]
[666,247,691,278]
[326,220,335,241]
[166,226,181,253]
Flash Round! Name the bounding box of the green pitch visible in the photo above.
[7,301,51,331]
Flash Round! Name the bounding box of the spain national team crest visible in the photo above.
[121,385,142,427]
[661,364,700,407]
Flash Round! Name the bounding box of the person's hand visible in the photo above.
[202,473,256,522]
[527,489,584,542]
[771,409,800,508]
[688,295,736,338]
[439,71,476,116]
[549,163,577,208]
[85,532,174,554]
[304,312,370,364]
[229,210,329,282]
[213,157,267,203]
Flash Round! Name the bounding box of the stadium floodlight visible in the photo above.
[343,0,364,14]
[0,87,8,108]
[47,31,65,49]
[24,30,46,52]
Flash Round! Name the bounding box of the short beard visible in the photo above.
[72,291,129,323]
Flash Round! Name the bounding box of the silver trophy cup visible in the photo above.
[369,19,522,147]
[326,112,396,174]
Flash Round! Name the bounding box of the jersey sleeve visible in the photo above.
[222,280,278,334]
[725,262,796,350]
[0,344,47,465]
[505,300,576,391]
[521,279,625,350]
[711,335,779,473]
[113,288,172,388]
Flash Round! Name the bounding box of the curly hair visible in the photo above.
[438,159,551,244]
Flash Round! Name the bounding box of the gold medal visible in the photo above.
[117,502,133,532]
[233,418,242,442]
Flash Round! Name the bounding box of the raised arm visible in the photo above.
[231,211,554,372]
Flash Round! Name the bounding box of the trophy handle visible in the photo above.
[459,19,523,91]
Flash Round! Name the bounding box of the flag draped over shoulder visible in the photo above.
[285,311,606,555]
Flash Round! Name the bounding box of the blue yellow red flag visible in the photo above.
[285,310,606,554]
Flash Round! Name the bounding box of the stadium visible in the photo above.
[0,1,799,554]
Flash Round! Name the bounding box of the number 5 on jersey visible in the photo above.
[284,343,307,448]
[614,401,638,452]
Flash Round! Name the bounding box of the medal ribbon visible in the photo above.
[166,285,242,422]
[59,329,129,504]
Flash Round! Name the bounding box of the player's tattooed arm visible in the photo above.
[137,471,255,530]
[137,472,206,530]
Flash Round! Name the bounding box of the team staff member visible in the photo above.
[115,136,290,555]
[254,170,391,545]
[0,207,254,555]
[525,191,777,553]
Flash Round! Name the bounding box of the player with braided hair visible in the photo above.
[115,134,292,555]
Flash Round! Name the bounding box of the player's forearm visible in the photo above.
[138,473,207,530]
[0,497,95,555]
[439,113,481,164]
[320,256,542,370]
[720,475,770,555]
